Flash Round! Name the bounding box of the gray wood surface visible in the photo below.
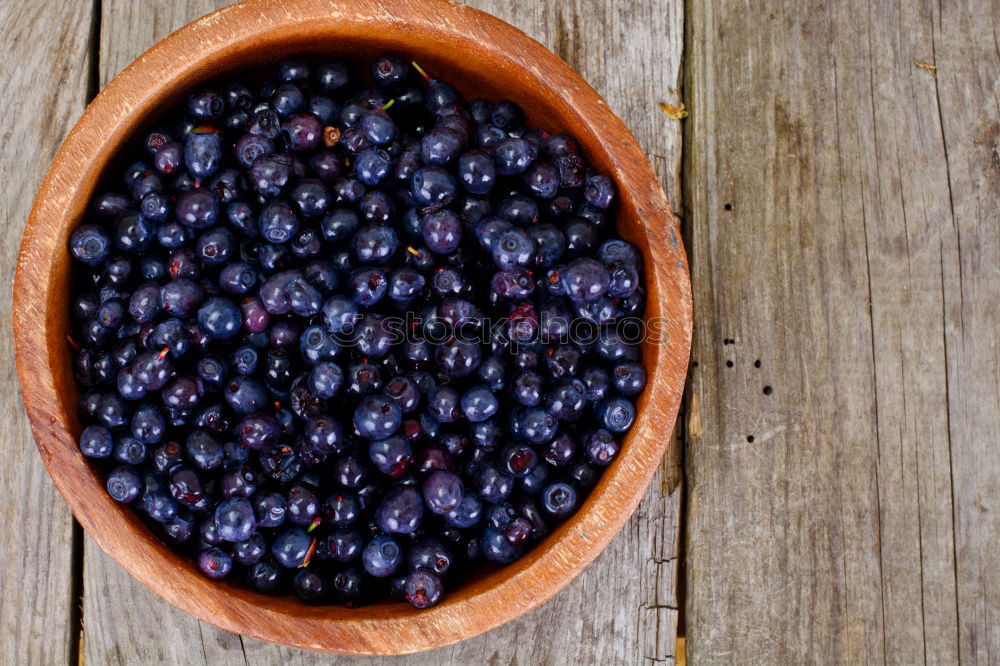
[0,1,94,663]
[15,0,998,662]
[81,0,685,663]
[684,0,998,663]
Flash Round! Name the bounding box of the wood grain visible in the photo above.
[0,1,94,663]
[12,0,689,658]
[80,0,685,662]
[684,0,998,662]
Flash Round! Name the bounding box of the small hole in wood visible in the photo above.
[746,435,755,443]
[724,203,733,211]
[725,360,734,368]
[763,385,773,395]
[692,361,699,367]
[754,359,761,368]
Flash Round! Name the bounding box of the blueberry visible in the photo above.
[388,267,425,302]
[221,465,259,499]
[477,463,513,502]
[354,395,402,440]
[320,208,360,243]
[584,174,615,208]
[175,188,218,229]
[355,147,392,185]
[558,257,610,303]
[259,201,299,243]
[541,482,577,516]
[491,100,523,129]
[70,225,112,266]
[612,360,647,395]
[324,529,363,563]
[218,262,257,295]
[308,362,344,398]
[286,485,319,526]
[234,133,273,168]
[184,132,223,179]
[252,492,286,528]
[493,137,536,175]
[362,535,403,577]
[197,297,241,339]
[457,150,496,194]
[371,54,408,88]
[224,376,267,414]
[376,485,423,534]
[585,428,622,465]
[289,179,331,219]
[404,569,443,609]
[271,83,304,117]
[233,532,266,566]
[523,160,559,198]
[186,429,223,470]
[422,470,463,514]
[250,154,292,198]
[304,415,345,454]
[198,547,233,579]
[237,412,281,451]
[353,223,397,264]
[142,490,178,523]
[272,527,312,568]
[491,228,535,269]
[421,127,464,165]
[106,465,143,502]
[281,113,323,151]
[435,339,481,377]
[597,238,641,267]
[480,527,521,564]
[545,431,577,467]
[188,89,224,120]
[460,385,499,422]
[411,166,456,205]
[131,403,165,443]
[345,268,387,306]
[565,218,598,257]
[113,435,147,465]
[420,209,462,254]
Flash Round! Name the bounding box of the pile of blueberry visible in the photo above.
[68,55,646,609]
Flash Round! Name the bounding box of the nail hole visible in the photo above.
[754,359,761,368]
[724,203,733,211]
[746,435,755,443]
[763,385,773,395]
[692,361,699,367]
[725,360,734,367]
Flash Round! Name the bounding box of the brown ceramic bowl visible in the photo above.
[13,0,691,655]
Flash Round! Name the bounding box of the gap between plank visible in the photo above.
[71,2,103,664]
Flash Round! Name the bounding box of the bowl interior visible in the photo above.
[19,0,690,654]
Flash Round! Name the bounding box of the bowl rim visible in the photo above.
[13,0,692,655]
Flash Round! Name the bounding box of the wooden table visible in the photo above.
[1,1,995,663]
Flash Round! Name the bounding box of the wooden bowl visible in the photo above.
[13,0,691,655]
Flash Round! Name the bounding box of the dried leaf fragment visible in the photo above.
[913,58,938,78]
[659,101,688,120]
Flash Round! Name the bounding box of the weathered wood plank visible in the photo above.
[0,1,95,664]
[83,0,684,662]
[684,0,996,662]
[932,1,1000,661]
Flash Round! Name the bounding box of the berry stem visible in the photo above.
[411,60,431,82]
